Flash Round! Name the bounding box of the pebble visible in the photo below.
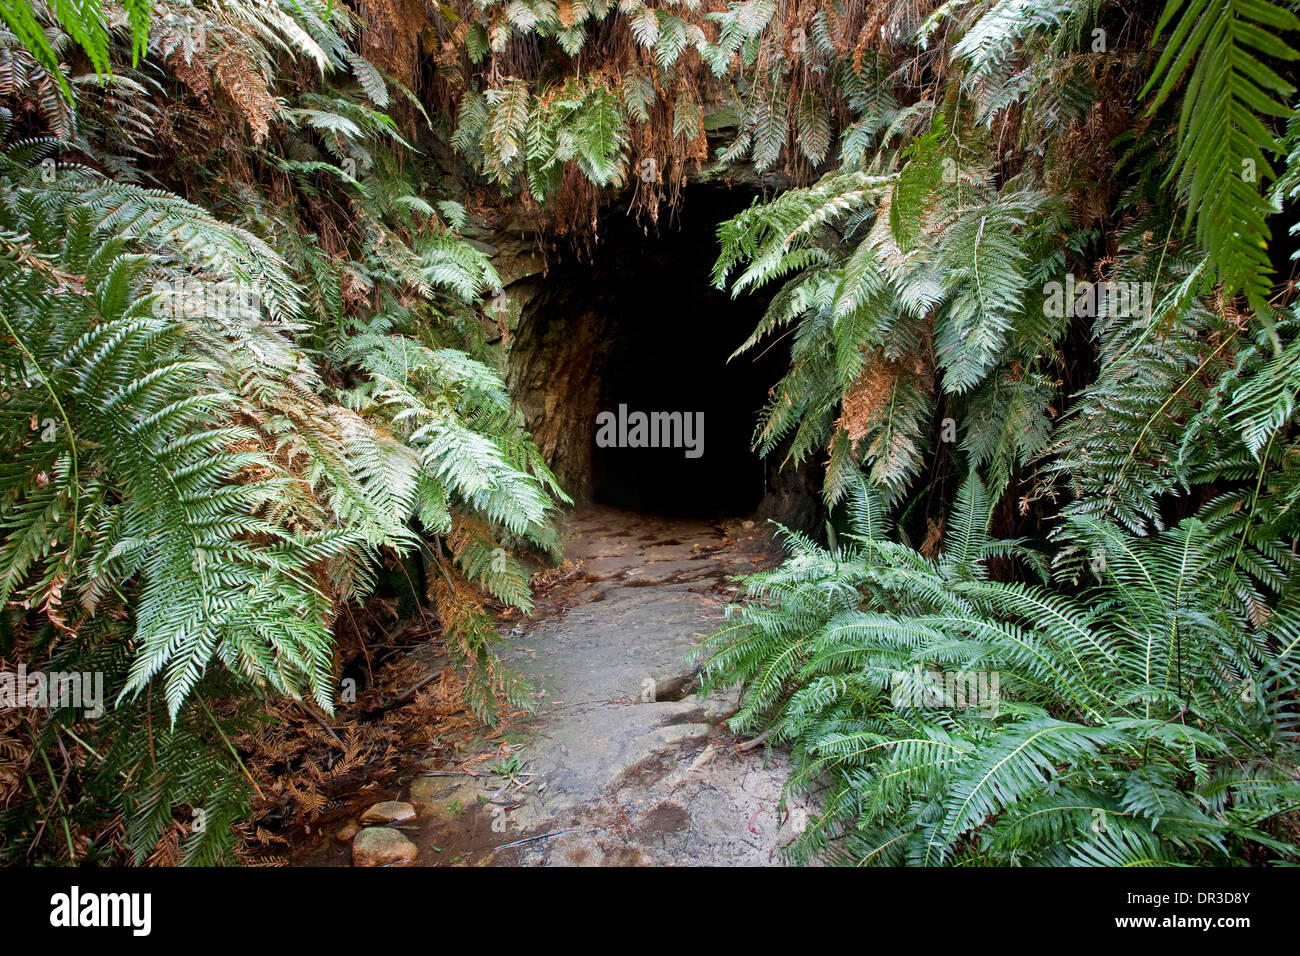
[335,821,360,842]
[352,827,418,867]
[359,800,417,825]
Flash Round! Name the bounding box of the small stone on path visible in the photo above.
[352,827,418,867]
[360,800,416,825]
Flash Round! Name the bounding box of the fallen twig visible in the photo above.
[734,728,773,752]
[299,703,346,750]
[359,673,441,719]
[417,770,478,777]
[493,827,599,851]
[531,697,634,717]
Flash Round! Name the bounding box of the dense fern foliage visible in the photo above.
[696,475,1300,864]
[694,0,1300,865]
[0,0,567,863]
[0,0,1296,868]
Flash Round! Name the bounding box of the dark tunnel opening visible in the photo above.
[589,191,778,517]
[509,185,822,525]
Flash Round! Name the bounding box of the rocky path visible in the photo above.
[338,506,813,866]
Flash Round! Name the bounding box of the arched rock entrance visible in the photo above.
[504,186,822,529]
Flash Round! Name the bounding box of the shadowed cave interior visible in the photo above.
[509,186,822,526]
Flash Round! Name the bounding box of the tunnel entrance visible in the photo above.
[588,190,777,517]
[509,186,817,522]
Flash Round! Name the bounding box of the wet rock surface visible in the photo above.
[295,506,814,866]
[359,801,416,826]
[410,507,813,866]
[351,827,418,867]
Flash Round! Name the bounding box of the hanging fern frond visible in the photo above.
[1143,0,1300,323]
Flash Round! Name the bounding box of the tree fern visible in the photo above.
[1143,0,1300,324]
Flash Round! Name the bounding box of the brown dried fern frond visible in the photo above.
[213,48,279,144]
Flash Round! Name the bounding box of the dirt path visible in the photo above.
[400,506,809,865]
